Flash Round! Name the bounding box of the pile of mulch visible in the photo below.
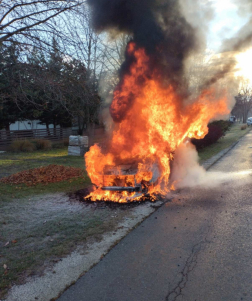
[0,164,84,186]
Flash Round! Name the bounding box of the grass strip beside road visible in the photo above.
[0,194,132,298]
[0,148,94,297]
[198,123,251,163]
[0,147,137,298]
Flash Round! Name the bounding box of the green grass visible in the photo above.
[198,123,251,163]
[0,147,91,201]
[0,147,85,176]
[0,177,90,203]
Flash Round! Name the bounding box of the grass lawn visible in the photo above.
[0,193,130,298]
[0,148,91,297]
[198,123,251,163]
[0,147,84,176]
[0,147,92,201]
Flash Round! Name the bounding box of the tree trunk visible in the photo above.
[53,123,57,137]
[77,116,85,135]
[46,123,50,136]
[5,124,11,141]
[60,125,63,139]
[87,35,92,73]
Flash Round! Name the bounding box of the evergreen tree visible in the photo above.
[0,43,23,130]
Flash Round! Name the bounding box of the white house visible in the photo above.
[10,120,60,131]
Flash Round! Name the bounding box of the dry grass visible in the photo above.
[9,140,36,152]
[63,138,69,146]
[0,194,131,298]
[32,139,52,150]
[9,139,53,152]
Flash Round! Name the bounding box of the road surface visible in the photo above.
[58,132,252,301]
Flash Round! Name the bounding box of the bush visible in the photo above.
[210,120,232,133]
[9,139,52,152]
[32,139,52,150]
[241,124,247,130]
[9,140,36,152]
[191,124,224,150]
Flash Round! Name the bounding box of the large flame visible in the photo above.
[85,42,229,202]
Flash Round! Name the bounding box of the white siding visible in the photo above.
[10,120,60,131]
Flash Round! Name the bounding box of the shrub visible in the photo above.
[191,124,224,150]
[241,124,247,130]
[210,120,232,133]
[9,140,36,152]
[32,139,52,150]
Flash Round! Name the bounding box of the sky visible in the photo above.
[204,0,252,84]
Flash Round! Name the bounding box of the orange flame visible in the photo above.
[85,42,229,202]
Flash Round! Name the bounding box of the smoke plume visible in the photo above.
[87,0,199,122]
[170,142,252,189]
[202,0,252,93]
[84,0,237,199]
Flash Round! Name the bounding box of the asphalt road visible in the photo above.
[57,132,252,301]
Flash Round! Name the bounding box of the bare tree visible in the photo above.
[54,5,128,80]
[51,5,132,127]
[0,2,133,134]
[0,0,81,45]
[232,80,252,123]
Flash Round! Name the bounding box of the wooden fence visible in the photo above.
[0,127,107,151]
[0,128,72,150]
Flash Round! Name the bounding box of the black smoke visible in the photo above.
[87,0,197,121]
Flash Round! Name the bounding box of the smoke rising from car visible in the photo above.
[170,142,252,189]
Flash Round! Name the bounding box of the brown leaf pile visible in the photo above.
[0,164,84,186]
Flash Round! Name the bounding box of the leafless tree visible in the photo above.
[0,1,132,134]
[50,6,132,128]
[232,80,252,123]
[0,0,82,46]
[54,5,130,83]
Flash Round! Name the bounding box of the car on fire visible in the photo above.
[100,163,161,201]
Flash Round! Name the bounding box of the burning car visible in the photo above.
[82,0,232,203]
[86,161,161,203]
[84,44,229,204]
